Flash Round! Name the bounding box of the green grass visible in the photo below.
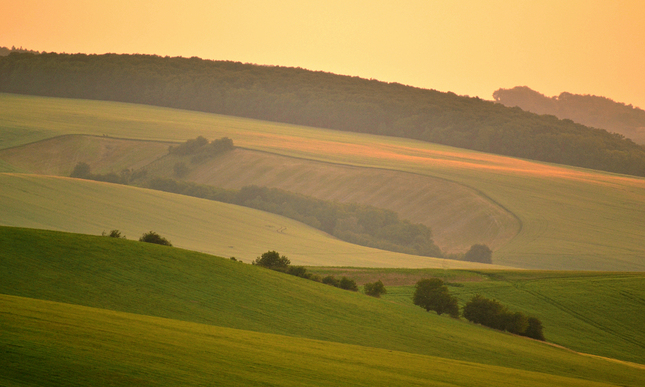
[3,294,631,387]
[1,226,644,386]
[356,270,645,364]
[0,172,511,269]
[1,93,644,270]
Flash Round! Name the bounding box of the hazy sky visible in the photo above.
[2,0,644,108]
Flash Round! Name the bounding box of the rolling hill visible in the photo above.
[0,173,507,269]
[1,226,643,386]
[1,93,644,270]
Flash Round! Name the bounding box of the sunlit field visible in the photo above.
[2,93,644,270]
[0,173,508,269]
[1,227,643,386]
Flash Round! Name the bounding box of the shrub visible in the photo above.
[413,278,459,317]
[138,231,172,246]
[253,250,290,270]
[102,229,125,238]
[463,244,492,264]
[364,280,387,297]
[339,276,358,291]
[322,275,340,287]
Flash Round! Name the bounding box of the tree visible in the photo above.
[412,278,459,317]
[253,250,290,270]
[462,294,507,329]
[523,317,545,341]
[322,275,340,287]
[70,162,91,178]
[364,280,387,297]
[173,162,189,178]
[339,276,358,291]
[102,229,125,238]
[463,244,492,264]
[139,231,172,246]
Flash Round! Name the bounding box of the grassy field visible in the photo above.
[1,93,644,270]
[0,135,520,253]
[1,226,644,386]
[2,294,630,387]
[308,268,645,364]
[0,173,507,269]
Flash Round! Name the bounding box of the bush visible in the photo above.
[102,229,125,238]
[339,276,358,291]
[322,275,340,287]
[70,162,91,178]
[253,250,290,270]
[138,231,172,246]
[463,294,545,340]
[463,244,492,264]
[364,280,387,297]
[412,278,459,318]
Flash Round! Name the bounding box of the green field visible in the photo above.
[1,93,644,270]
[1,226,644,386]
[311,268,645,364]
[0,173,506,269]
[3,294,628,387]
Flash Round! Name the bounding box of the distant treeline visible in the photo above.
[0,46,40,56]
[3,52,645,176]
[494,86,645,145]
[148,180,443,258]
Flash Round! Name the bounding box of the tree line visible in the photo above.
[413,278,545,340]
[2,52,645,176]
[494,86,645,145]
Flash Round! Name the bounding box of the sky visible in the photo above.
[2,0,645,108]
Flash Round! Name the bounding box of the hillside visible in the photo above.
[494,86,645,144]
[308,267,645,364]
[1,226,643,386]
[2,52,645,176]
[0,134,519,253]
[1,94,644,270]
[0,173,509,269]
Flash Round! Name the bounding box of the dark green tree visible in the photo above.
[412,278,459,317]
[139,231,172,246]
[463,244,493,264]
[523,317,545,341]
[339,276,358,291]
[364,280,387,297]
[253,250,290,270]
[462,294,507,330]
[322,275,340,287]
[102,229,125,238]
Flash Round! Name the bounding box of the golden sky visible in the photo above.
[2,0,644,108]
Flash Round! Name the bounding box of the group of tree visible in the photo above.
[168,136,234,163]
[446,244,493,264]
[3,52,645,176]
[494,86,645,144]
[0,46,40,56]
[463,294,544,340]
[412,278,544,340]
[71,161,443,258]
[102,229,172,246]
[253,250,363,292]
[148,181,443,258]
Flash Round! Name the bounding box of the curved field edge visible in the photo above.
[1,294,628,387]
[0,134,520,253]
[1,93,645,271]
[0,173,510,269]
[1,227,643,386]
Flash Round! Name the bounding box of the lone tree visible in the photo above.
[139,231,172,246]
[412,278,459,318]
[339,276,358,291]
[364,280,387,298]
[253,250,290,270]
[463,244,493,264]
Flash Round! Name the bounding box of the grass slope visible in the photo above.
[320,268,645,364]
[1,226,643,386]
[1,294,623,387]
[1,93,644,270]
[0,134,520,253]
[0,173,506,269]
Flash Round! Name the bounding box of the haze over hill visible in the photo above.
[494,86,645,144]
[2,52,645,177]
